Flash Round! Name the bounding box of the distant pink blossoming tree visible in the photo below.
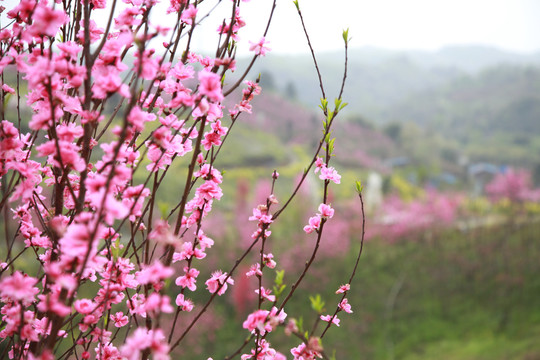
[486,168,540,203]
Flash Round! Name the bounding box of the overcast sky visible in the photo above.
[202,0,540,56]
[4,0,539,55]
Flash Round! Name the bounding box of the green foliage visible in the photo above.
[334,98,346,112]
[327,138,335,156]
[309,294,325,314]
[319,98,328,113]
[326,110,334,122]
[332,221,540,359]
[342,28,350,45]
[273,270,287,298]
[296,317,304,334]
[355,180,363,193]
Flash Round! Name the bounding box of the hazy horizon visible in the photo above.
[176,0,534,57]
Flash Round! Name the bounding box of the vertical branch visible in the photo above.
[320,189,366,339]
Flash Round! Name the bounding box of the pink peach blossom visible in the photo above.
[249,37,271,56]
[320,314,340,326]
[206,270,234,295]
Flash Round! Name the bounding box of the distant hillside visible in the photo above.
[246,50,461,119]
[384,65,540,131]
[242,45,540,119]
[220,90,399,171]
[236,45,540,167]
[383,65,540,165]
[324,45,540,72]
[398,45,540,73]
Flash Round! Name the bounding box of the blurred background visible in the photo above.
[176,0,540,358]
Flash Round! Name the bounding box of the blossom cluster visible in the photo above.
[0,0,354,358]
[0,0,272,358]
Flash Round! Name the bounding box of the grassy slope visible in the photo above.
[332,221,540,360]
[183,216,540,359]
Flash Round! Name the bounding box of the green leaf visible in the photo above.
[297,317,304,333]
[275,269,285,286]
[342,28,350,44]
[339,102,348,111]
[328,138,335,155]
[355,180,363,193]
[273,284,287,297]
[309,294,325,313]
[293,0,299,10]
[274,270,287,296]
[319,98,328,112]
[327,110,334,122]
[334,98,342,110]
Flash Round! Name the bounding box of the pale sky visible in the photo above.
[3,0,540,55]
[228,0,540,55]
